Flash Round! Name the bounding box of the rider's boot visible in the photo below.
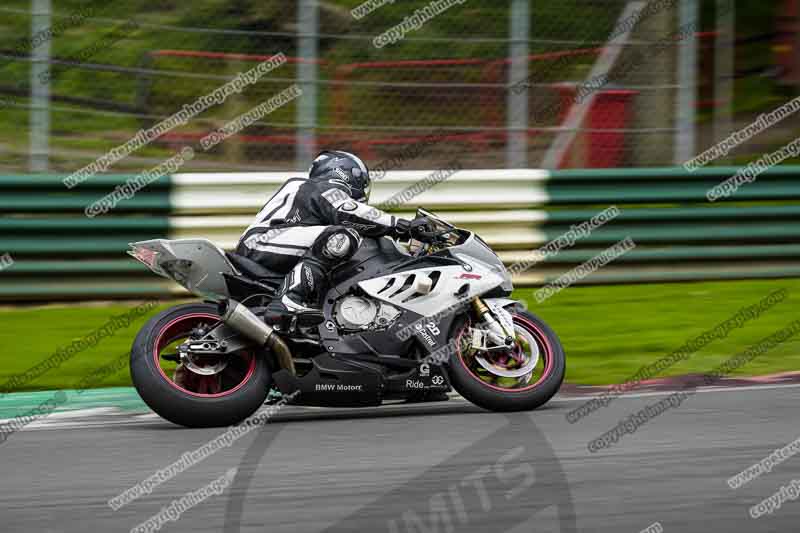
[265,260,326,326]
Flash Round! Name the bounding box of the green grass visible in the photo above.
[1,278,799,393]
[518,278,800,385]
[0,301,174,392]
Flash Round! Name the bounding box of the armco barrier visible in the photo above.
[0,175,172,299]
[0,167,799,300]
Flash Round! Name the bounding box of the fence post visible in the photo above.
[506,0,530,169]
[713,0,735,162]
[674,0,698,164]
[296,0,319,172]
[29,0,51,173]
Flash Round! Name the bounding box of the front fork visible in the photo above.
[471,297,515,349]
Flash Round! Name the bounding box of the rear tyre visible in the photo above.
[130,303,271,428]
[447,307,565,412]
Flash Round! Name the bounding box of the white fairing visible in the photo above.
[128,238,236,300]
[357,259,505,316]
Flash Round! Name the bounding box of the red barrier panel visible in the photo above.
[587,89,637,168]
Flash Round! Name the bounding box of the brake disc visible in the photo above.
[474,325,539,378]
[182,353,229,376]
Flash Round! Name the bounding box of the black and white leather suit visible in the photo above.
[236,176,405,311]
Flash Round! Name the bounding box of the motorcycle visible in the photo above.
[128,209,565,427]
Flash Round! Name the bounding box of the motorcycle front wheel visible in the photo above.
[447,307,565,412]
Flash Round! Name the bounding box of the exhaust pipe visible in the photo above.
[222,300,296,375]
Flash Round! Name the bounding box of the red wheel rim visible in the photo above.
[456,313,555,392]
[153,313,256,398]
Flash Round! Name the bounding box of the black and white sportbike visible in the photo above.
[128,209,565,427]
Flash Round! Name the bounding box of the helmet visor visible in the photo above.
[360,182,371,203]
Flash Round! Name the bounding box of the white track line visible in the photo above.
[3,383,800,433]
[554,382,800,402]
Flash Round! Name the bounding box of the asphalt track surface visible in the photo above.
[2,384,800,532]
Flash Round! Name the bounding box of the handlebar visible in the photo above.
[413,229,440,243]
[406,211,462,252]
[411,224,455,245]
[408,218,440,243]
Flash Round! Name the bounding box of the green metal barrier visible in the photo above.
[0,167,797,300]
[527,166,800,285]
[0,175,171,299]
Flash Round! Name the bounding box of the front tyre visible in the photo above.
[130,303,271,428]
[448,307,565,412]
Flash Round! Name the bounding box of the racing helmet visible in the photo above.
[308,150,371,202]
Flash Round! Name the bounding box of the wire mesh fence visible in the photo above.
[0,0,768,175]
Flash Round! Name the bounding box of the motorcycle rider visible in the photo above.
[236,150,428,316]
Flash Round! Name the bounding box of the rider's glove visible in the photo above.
[394,218,434,241]
[394,218,412,237]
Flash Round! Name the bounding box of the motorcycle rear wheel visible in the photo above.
[130,303,271,428]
